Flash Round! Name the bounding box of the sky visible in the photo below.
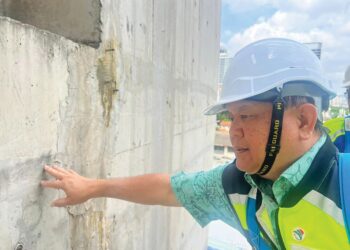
[220,0,350,94]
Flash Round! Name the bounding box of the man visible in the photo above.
[324,65,350,153]
[42,38,349,249]
[345,66,350,108]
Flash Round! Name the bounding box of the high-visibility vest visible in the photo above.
[222,137,349,249]
[324,115,350,153]
[325,116,350,245]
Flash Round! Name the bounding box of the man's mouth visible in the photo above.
[233,147,249,154]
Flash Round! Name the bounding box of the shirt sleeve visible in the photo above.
[170,164,241,228]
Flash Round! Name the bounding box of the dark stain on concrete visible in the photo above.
[97,40,118,127]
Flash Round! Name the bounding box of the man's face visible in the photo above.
[227,100,272,174]
[227,99,317,177]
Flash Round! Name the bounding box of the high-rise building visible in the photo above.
[304,42,322,59]
[218,48,233,84]
[218,47,233,100]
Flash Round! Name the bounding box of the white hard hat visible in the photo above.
[343,66,350,88]
[205,38,336,115]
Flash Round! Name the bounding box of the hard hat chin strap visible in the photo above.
[256,96,285,175]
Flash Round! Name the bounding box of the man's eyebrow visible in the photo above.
[237,104,256,112]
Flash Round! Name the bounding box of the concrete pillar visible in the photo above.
[0,0,221,249]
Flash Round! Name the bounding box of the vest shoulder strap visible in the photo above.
[338,153,350,242]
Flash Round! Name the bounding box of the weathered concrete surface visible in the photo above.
[0,17,99,250]
[0,0,221,249]
[0,0,101,47]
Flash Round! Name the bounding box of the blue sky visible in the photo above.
[220,0,350,94]
[221,4,277,44]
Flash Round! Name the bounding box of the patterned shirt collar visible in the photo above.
[245,134,327,205]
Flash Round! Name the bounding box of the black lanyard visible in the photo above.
[256,96,285,175]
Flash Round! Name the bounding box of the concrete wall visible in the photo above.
[0,0,221,249]
[0,0,101,47]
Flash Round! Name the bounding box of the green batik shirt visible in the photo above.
[171,134,326,246]
[171,164,242,230]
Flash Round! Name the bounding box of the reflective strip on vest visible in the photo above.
[324,117,345,141]
[229,193,249,230]
[248,187,257,198]
[256,202,278,247]
[278,191,348,250]
[229,193,248,205]
[329,129,345,142]
[229,189,270,249]
[228,188,258,230]
[304,190,344,226]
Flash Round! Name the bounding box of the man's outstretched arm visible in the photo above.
[41,165,181,207]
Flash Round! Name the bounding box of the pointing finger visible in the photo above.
[51,166,71,175]
[44,165,64,179]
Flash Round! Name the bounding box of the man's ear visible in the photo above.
[297,103,318,139]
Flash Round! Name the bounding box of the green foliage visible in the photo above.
[328,106,349,119]
[329,106,340,118]
[216,111,231,121]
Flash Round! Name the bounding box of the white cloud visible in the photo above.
[339,21,350,35]
[223,0,350,93]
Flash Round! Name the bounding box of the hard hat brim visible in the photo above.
[204,78,336,116]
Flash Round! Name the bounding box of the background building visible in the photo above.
[217,47,233,100]
[304,42,322,59]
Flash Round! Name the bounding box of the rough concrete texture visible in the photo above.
[0,0,101,47]
[0,0,220,249]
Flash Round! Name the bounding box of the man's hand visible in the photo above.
[41,165,181,207]
[41,165,96,207]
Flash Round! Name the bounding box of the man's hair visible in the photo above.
[284,96,324,133]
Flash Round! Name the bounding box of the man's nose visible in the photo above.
[229,120,244,138]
